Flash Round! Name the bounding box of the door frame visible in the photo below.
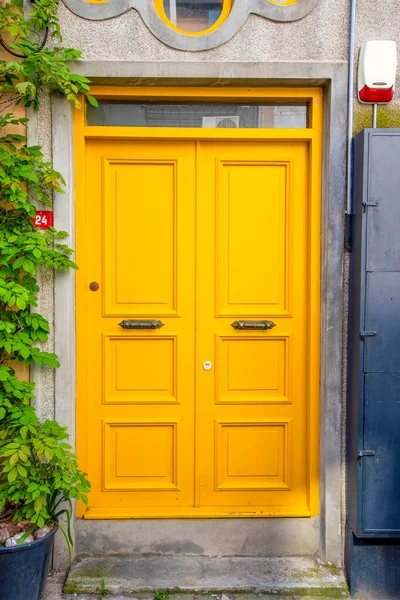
[48,63,347,565]
[73,86,322,519]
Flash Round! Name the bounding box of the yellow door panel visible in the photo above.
[196,142,310,513]
[104,336,178,404]
[77,141,196,513]
[77,133,320,518]
[215,161,289,317]
[103,421,178,491]
[103,157,179,316]
[215,420,291,491]
[216,336,289,404]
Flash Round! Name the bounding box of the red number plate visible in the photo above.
[32,211,54,230]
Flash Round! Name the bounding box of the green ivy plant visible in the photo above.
[0,0,96,549]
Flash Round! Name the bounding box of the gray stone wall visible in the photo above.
[57,0,400,141]
[59,0,349,62]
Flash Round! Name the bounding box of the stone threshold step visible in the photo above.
[60,597,348,600]
[64,556,349,598]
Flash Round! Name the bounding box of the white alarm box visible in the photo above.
[358,41,397,103]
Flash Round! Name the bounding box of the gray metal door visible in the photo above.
[348,129,400,537]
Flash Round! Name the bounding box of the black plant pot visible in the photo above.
[0,525,57,600]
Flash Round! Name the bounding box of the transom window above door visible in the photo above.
[86,101,309,129]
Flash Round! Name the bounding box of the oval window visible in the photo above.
[157,0,232,34]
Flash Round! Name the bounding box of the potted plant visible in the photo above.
[0,392,90,599]
[0,1,97,598]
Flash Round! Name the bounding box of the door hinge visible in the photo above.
[360,330,377,339]
[358,450,376,459]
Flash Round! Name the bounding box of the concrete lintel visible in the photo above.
[70,60,346,85]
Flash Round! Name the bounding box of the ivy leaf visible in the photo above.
[34,497,44,514]
[8,468,18,482]
[23,259,34,274]
[44,447,54,460]
[0,367,11,381]
[18,450,28,462]
[86,95,98,107]
[17,464,27,477]
[14,81,36,97]
[9,452,19,466]
[16,297,26,310]
[36,330,48,342]
[19,346,30,360]
[37,516,45,528]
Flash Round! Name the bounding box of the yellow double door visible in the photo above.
[77,138,317,518]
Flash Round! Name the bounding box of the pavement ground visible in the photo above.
[43,572,351,600]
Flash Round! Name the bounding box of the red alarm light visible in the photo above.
[358,85,394,104]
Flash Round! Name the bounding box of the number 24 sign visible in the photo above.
[32,210,54,230]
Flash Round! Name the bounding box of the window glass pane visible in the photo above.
[163,0,223,32]
[86,102,309,128]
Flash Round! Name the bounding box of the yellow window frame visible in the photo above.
[154,0,233,36]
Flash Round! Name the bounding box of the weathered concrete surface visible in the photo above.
[27,93,55,424]
[75,518,320,557]
[46,589,349,600]
[45,572,350,599]
[52,98,76,573]
[60,0,322,51]
[64,556,348,596]
[45,572,349,600]
[59,0,349,62]
[69,58,346,84]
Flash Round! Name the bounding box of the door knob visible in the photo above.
[203,361,213,371]
[89,282,99,291]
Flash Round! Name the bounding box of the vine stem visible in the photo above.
[0,0,92,539]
